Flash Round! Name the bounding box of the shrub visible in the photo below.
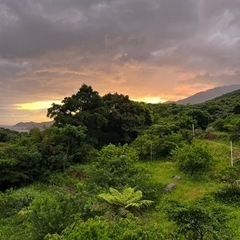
[44,217,165,240]
[167,199,232,240]
[86,144,141,189]
[27,191,78,239]
[172,144,213,176]
[215,185,240,206]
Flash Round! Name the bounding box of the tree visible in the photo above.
[132,132,185,159]
[0,128,19,142]
[47,84,152,147]
[86,144,162,201]
[98,187,153,218]
[102,93,152,145]
[172,144,213,176]
[47,84,106,146]
[47,84,103,126]
[0,124,88,191]
[38,125,87,172]
[178,108,211,130]
[0,144,42,190]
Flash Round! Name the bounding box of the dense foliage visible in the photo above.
[167,198,232,240]
[172,144,213,176]
[1,85,240,239]
[47,84,151,147]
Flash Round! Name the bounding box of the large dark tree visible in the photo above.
[47,84,152,147]
[47,84,107,146]
[101,93,152,145]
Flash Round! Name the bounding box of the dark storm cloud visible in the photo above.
[0,0,239,63]
[0,0,198,59]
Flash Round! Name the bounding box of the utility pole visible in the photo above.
[230,141,234,167]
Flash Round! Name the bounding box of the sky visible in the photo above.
[1,0,240,125]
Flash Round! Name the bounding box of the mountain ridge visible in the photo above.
[13,121,53,129]
[0,121,53,132]
[176,84,240,104]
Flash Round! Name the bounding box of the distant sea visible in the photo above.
[0,125,29,133]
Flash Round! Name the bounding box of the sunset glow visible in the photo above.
[16,101,61,111]
[132,97,167,104]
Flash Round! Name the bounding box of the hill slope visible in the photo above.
[197,88,240,118]
[13,121,53,129]
[176,85,240,104]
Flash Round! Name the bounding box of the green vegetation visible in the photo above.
[98,187,153,218]
[172,144,213,176]
[1,84,240,239]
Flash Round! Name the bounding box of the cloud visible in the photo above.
[0,0,240,124]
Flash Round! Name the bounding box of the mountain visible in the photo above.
[176,85,240,104]
[13,121,53,130]
[0,121,53,132]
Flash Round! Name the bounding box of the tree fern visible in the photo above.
[98,187,153,218]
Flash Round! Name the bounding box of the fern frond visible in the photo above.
[139,200,154,207]
[98,193,116,204]
[125,190,142,205]
[109,187,122,199]
[122,187,135,202]
[109,187,124,205]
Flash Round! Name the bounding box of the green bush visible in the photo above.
[27,191,78,239]
[172,144,213,176]
[0,186,40,218]
[167,199,232,240]
[86,144,141,189]
[215,185,240,206]
[44,217,165,240]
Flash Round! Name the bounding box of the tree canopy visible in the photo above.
[47,84,152,147]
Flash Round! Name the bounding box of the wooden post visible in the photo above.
[230,141,233,167]
[150,142,153,161]
[192,124,195,137]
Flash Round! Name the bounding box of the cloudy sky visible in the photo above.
[1,0,240,125]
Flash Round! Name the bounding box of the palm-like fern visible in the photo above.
[98,187,153,218]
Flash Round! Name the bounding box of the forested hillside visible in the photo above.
[1,84,240,240]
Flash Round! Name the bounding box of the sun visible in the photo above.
[16,101,61,110]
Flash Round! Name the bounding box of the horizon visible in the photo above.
[1,91,171,126]
[2,83,240,126]
[1,0,240,125]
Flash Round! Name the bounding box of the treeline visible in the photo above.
[1,84,240,190]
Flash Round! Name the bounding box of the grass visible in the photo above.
[103,136,240,238]
[138,138,232,202]
[139,138,240,239]
[140,159,224,202]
